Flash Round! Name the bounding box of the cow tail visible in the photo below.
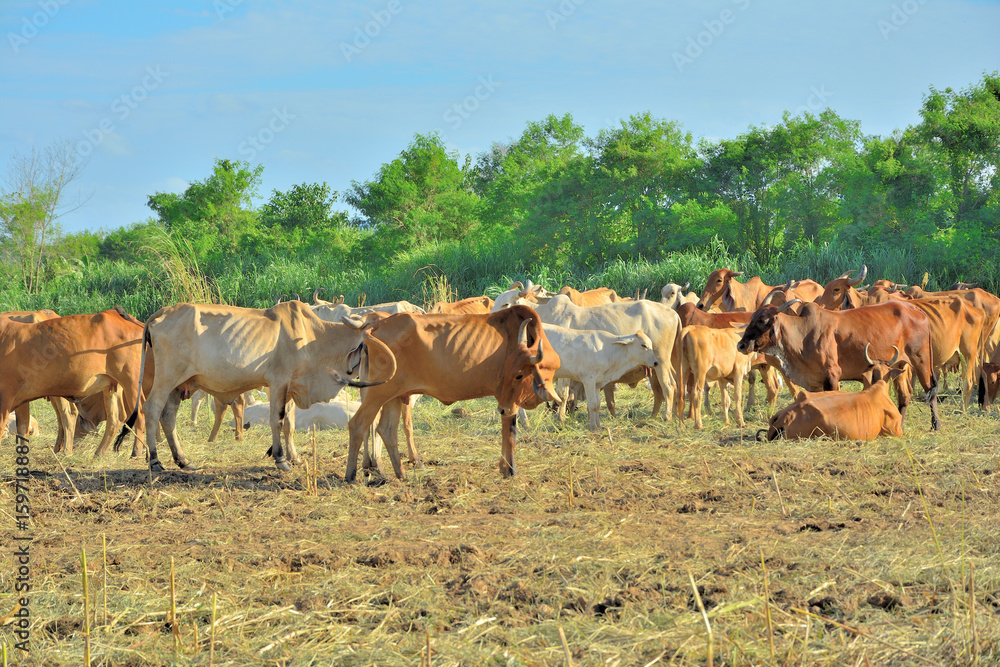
[979,373,986,408]
[922,363,939,405]
[676,329,686,420]
[113,322,151,451]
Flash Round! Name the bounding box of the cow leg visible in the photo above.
[267,389,291,470]
[692,374,706,430]
[375,398,405,480]
[720,379,732,425]
[762,366,780,410]
[283,400,301,466]
[499,408,517,477]
[52,398,76,454]
[94,389,123,457]
[207,397,226,443]
[603,385,617,418]
[361,409,383,474]
[402,397,422,468]
[558,385,570,425]
[585,381,602,432]
[142,391,171,472]
[653,365,674,422]
[745,370,758,410]
[159,390,193,469]
[190,391,203,424]
[233,393,245,442]
[13,403,33,443]
[735,371,746,427]
[347,402,385,483]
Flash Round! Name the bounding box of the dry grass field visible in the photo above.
[1,382,999,666]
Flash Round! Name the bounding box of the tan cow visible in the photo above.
[979,363,1000,411]
[556,286,621,307]
[678,326,754,429]
[113,301,395,472]
[428,295,494,315]
[346,305,561,481]
[759,347,906,441]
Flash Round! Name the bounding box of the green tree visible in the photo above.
[0,140,87,293]
[344,134,480,257]
[147,159,263,260]
[259,182,355,257]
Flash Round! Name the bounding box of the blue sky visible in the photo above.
[1,0,997,234]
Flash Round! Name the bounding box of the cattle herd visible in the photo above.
[2,265,998,482]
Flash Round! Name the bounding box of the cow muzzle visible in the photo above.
[737,340,753,354]
[534,378,561,404]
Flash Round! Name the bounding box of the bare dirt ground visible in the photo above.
[1,383,999,665]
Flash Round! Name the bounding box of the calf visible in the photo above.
[979,363,1000,411]
[678,326,754,429]
[541,325,659,431]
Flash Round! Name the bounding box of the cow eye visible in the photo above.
[515,373,524,380]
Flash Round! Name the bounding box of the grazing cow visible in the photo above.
[678,326,754,429]
[660,282,699,310]
[697,269,777,312]
[0,307,146,457]
[510,294,681,422]
[113,301,395,472]
[556,285,621,307]
[979,363,1000,411]
[541,324,658,431]
[346,305,561,481]
[428,295,494,315]
[736,299,941,431]
[759,346,906,441]
[0,309,72,443]
[244,397,358,431]
[872,279,907,292]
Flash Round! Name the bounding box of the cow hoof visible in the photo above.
[150,461,164,473]
[276,460,292,472]
[178,462,199,471]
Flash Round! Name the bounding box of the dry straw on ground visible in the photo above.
[0,382,998,665]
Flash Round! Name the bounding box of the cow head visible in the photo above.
[951,281,978,291]
[498,306,561,414]
[660,281,689,309]
[815,264,867,310]
[979,363,1000,410]
[860,343,905,387]
[735,299,799,354]
[614,330,659,369]
[698,269,743,311]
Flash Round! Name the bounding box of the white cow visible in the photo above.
[491,280,557,312]
[5,413,39,438]
[660,282,699,310]
[513,294,681,421]
[541,325,659,431]
[243,397,359,431]
[311,300,425,323]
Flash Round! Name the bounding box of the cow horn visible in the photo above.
[775,298,800,313]
[784,279,793,291]
[886,345,900,366]
[847,264,867,287]
[641,288,648,300]
[518,318,530,347]
[682,282,690,291]
[510,281,524,291]
[731,271,744,277]
[761,290,778,306]
[312,288,322,303]
[274,295,285,306]
[634,287,641,300]
[864,343,876,366]
[529,338,544,365]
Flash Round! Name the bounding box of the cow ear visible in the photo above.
[340,315,366,330]
[886,368,906,382]
[722,292,736,312]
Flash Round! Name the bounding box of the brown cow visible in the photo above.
[346,305,561,481]
[761,279,824,307]
[758,346,906,441]
[697,269,776,312]
[813,265,874,310]
[556,286,621,307]
[428,295,494,315]
[0,307,147,457]
[736,299,940,431]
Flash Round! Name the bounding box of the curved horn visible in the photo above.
[887,345,900,366]
[529,337,544,365]
[682,281,690,292]
[312,288,322,303]
[518,318,530,348]
[775,298,800,313]
[847,264,867,287]
[731,271,744,277]
[864,343,876,367]
[761,290,778,306]
[274,295,285,307]
[509,281,524,291]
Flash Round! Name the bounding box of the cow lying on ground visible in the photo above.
[980,363,1000,411]
[758,346,906,441]
[346,305,561,481]
[540,325,658,431]
[4,414,39,438]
